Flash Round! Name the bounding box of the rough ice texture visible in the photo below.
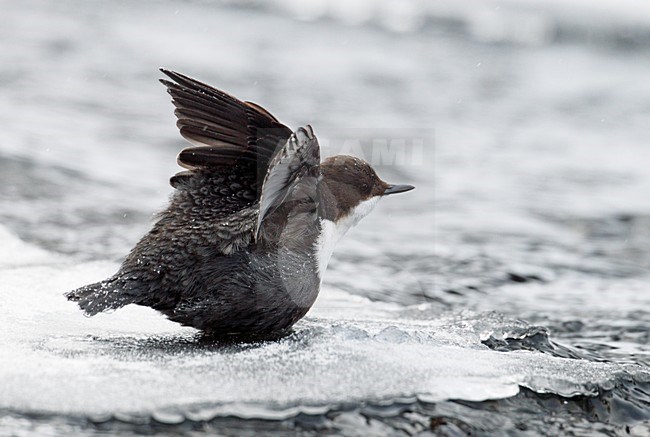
[0,230,646,421]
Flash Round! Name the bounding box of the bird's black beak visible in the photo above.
[383,184,415,196]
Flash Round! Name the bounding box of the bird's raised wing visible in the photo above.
[256,126,321,243]
[159,69,293,198]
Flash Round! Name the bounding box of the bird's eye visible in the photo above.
[362,183,369,191]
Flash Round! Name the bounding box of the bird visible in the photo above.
[66,69,415,338]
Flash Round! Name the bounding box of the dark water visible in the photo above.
[1,0,649,435]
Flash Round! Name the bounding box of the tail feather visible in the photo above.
[66,279,136,316]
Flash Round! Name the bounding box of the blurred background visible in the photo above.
[1,0,649,434]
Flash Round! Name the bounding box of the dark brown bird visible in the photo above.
[66,69,414,337]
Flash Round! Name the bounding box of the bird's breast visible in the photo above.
[313,197,381,278]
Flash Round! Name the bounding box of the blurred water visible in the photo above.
[1,0,649,434]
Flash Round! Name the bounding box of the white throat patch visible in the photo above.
[315,196,380,277]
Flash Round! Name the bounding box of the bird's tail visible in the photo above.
[66,278,137,316]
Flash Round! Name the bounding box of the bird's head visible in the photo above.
[319,155,414,225]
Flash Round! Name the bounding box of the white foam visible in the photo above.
[0,226,53,268]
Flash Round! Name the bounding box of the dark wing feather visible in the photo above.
[159,69,293,188]
[256,125,320,241]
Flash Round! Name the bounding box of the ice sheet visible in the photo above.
[0,230,645,420]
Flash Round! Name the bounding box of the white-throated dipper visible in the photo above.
[66,69,414,337]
